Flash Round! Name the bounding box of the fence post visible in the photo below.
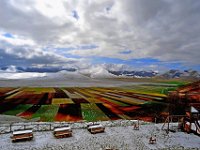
[10,123,12,133]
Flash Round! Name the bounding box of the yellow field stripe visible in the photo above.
[52,98,74,104]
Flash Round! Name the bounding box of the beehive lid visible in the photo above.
[88,124,103,129]
[54,127,71,132]
[13,130,32,135]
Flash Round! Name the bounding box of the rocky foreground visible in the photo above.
[0,123,199,150]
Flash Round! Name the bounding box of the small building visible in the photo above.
[53,126,72,138]
[87,124,105,134]
[183,106,200,134]
[11,129,33,142]
[190,106,199,119]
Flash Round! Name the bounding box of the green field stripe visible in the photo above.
[81,103,109,121]
[98,93,144,105]
[3,104,32,116]
[120,85,169,96]
[133,93,163,100]
[121,88,167,97]
[31,105,59,122]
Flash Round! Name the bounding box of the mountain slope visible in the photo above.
[159,69,200,79]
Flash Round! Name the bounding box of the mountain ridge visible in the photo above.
[0,66,199,79]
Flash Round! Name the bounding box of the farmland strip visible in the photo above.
[55,104,82,121]
[54,88,69,98]
[96,103,121,120]
[31,105,59,121]
[81,103,109,121]
[71,98,89,104]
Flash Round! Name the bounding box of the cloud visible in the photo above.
[63,0,200,64]
[0,33,81,67]
[0,0,199,70]
[0,72,47,79]
[0,65,18,73]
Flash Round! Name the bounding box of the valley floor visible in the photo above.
[0,77,189,87]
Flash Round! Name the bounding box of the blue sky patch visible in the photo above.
[3,33,14,38]
[56,47,76,51]
[79,44,98,50]
[91,57,161,65]
[91,56,126,64]
[56,44,98,52]
[119,50,132,54]
[72,10,79,20]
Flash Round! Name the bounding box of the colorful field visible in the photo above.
[0,85,179,122]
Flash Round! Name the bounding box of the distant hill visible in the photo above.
[108,70,158,78]
[0,65,199,79]
[158,69,200,79]
[108,69,199,79]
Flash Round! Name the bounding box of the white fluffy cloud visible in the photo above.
[66,0,200,64]
[0,0,199,69]
[0,33,81,67]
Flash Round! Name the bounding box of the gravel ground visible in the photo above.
[0,115,26,124]
[0,124,199,150]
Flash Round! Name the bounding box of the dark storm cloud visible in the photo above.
[0,0,199,70]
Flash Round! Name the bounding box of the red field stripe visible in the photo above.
[98,97,124,114]
[103,103,124,114]
[46,93,54,104]
[96,103,121,120]
[137,96,152,101]
[23,94,43,104]
[98,97,119,107]
[119,106,141,112]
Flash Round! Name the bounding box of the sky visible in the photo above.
[0,0,200,72]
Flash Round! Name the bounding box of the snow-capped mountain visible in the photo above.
[159,69,200,79]
[79,65,117,78]
[78,64,159,78]
[108,70,158,78]
[108,69,199,79]
[0,65,199,79]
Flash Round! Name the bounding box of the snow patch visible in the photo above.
[79,66,117,78]
[0,72,47,79]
